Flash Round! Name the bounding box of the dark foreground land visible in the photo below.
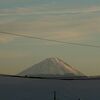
[0,75,100,100]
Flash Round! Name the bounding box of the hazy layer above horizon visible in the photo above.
[0,0,100,76]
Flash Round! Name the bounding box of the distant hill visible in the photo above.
[18,57,85,77]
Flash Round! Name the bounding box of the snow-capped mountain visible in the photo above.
[18,57,85,77]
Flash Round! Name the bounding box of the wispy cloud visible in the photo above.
[0,7,32,16]
[0,6,100,16]
[0,34,14,43]
[0,5,100,43]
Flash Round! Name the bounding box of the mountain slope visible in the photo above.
[18,57,85,77]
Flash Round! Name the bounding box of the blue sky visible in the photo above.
[0,0,100,75]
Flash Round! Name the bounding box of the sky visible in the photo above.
[0,0,100,76]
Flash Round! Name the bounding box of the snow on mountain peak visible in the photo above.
[18,57,85,77]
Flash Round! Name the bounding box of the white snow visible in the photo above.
[18,57,85,77]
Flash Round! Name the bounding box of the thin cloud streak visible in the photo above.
[0,6,100,16]
[0,36,13,43]
[1,31,100,48]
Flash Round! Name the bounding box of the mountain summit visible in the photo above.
[18,57,85,77]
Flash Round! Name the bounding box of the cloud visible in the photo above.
[0,15,100,42]
[0,34,14,43]
[0,6,100,16]
[0,37,11,43]
[86,6,100,13]
[0,7,32,16]
[0,51,32,58]
[0,5,100,43]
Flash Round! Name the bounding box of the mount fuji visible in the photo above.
[18,57,85,77]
